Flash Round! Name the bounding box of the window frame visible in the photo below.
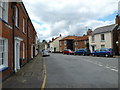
[101,34,105,41]
[0,38,8,71]
[15,6,19,27]
[0,2,8,22]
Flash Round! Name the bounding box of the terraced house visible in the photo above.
[0,2,37,80]
[89,23,119,55]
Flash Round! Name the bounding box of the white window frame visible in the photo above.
[23,18,25,33]
[75,41,78,46]
[75,48,78,51]
[0,38,8,70]
[60,41,62,46]
[64,40,67,45]
[23,42,25,59]
[15,6,18,27]
[0,2,8,22]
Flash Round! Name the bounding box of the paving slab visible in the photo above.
[2,54,44,89]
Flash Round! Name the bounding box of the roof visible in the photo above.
[93,24,118,34]
[48,37,59,44]
[60,36,78,41]
[60,35,88,41]
[75,35,88,41]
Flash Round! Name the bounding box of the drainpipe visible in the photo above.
[12,2,17,73]
[27,19,29,62]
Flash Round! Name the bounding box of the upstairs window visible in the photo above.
[0,2,8,22]
[15,6,18,27]
[64,40,67,45]
[92,35,95,42]
[23,18,25,33]
[101,34,105,41]
[75,41,78,46]
[60,41,62,46]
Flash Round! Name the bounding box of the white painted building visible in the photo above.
[49,35,63,52]
[89,24,118,52]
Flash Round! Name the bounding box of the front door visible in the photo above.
[15,41,20,72]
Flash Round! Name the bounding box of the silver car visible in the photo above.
[41,50,50,57]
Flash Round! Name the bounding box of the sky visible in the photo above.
[23,0,119,42]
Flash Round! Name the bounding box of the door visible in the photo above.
[15,41,20,72]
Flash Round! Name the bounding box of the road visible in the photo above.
[44,53,118,88]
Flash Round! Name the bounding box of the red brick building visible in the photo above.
[59,35,89,52]
[0,2,37,80]
[73,35,89,51]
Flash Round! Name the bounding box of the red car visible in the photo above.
[63,49,74,55]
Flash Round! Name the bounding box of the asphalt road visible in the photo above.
[44,53,118,88]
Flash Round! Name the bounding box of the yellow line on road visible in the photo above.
[41,63,47,90]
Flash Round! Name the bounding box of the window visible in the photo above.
[23,18,25,33]
[64,40,67,45]
[92,35,94,42]
[0,2,8,22]
[60,41,62,46]
[0,38,8,70]
[101,34,105,41]
[101,45,105,48]
[15,6,18,27]
[75,41,78,46]
[23,42,25,59]
[75,48,78,51]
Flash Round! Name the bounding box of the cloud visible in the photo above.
[23,0,119,41]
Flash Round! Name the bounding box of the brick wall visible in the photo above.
[1,2,37,80]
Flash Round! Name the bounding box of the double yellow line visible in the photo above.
[41,63,47,90]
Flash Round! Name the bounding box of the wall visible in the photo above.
[89,32,112,52]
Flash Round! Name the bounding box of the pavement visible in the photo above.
[45,53,118,88]
[2,53,44,90]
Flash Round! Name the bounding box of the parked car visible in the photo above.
[41,50,50,57]
[63,49,74,55]
[74,48,91,56]
[91,48,114,57]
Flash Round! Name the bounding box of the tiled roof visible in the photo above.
[75,35,88,41]
[60,35,88,41]
[93,24,118,34]
[60,36,78,41]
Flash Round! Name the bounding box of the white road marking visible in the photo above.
[84,59,118,72]
[110,69,118,72]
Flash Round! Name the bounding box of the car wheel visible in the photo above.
[105,54,109,57]
[92,54,95,56]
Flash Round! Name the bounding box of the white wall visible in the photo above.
[89,32,113,52]
[50,37,63,52]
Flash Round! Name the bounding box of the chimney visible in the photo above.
[52,38,54,41]
[60,34,62,37]
[87,29,92,35]
[115,15,119,24]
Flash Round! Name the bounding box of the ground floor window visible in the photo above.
[0,38,8,71]
[101,45,105,48]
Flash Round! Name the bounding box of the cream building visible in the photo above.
[49,35,63,52]
[89,24,118,52]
